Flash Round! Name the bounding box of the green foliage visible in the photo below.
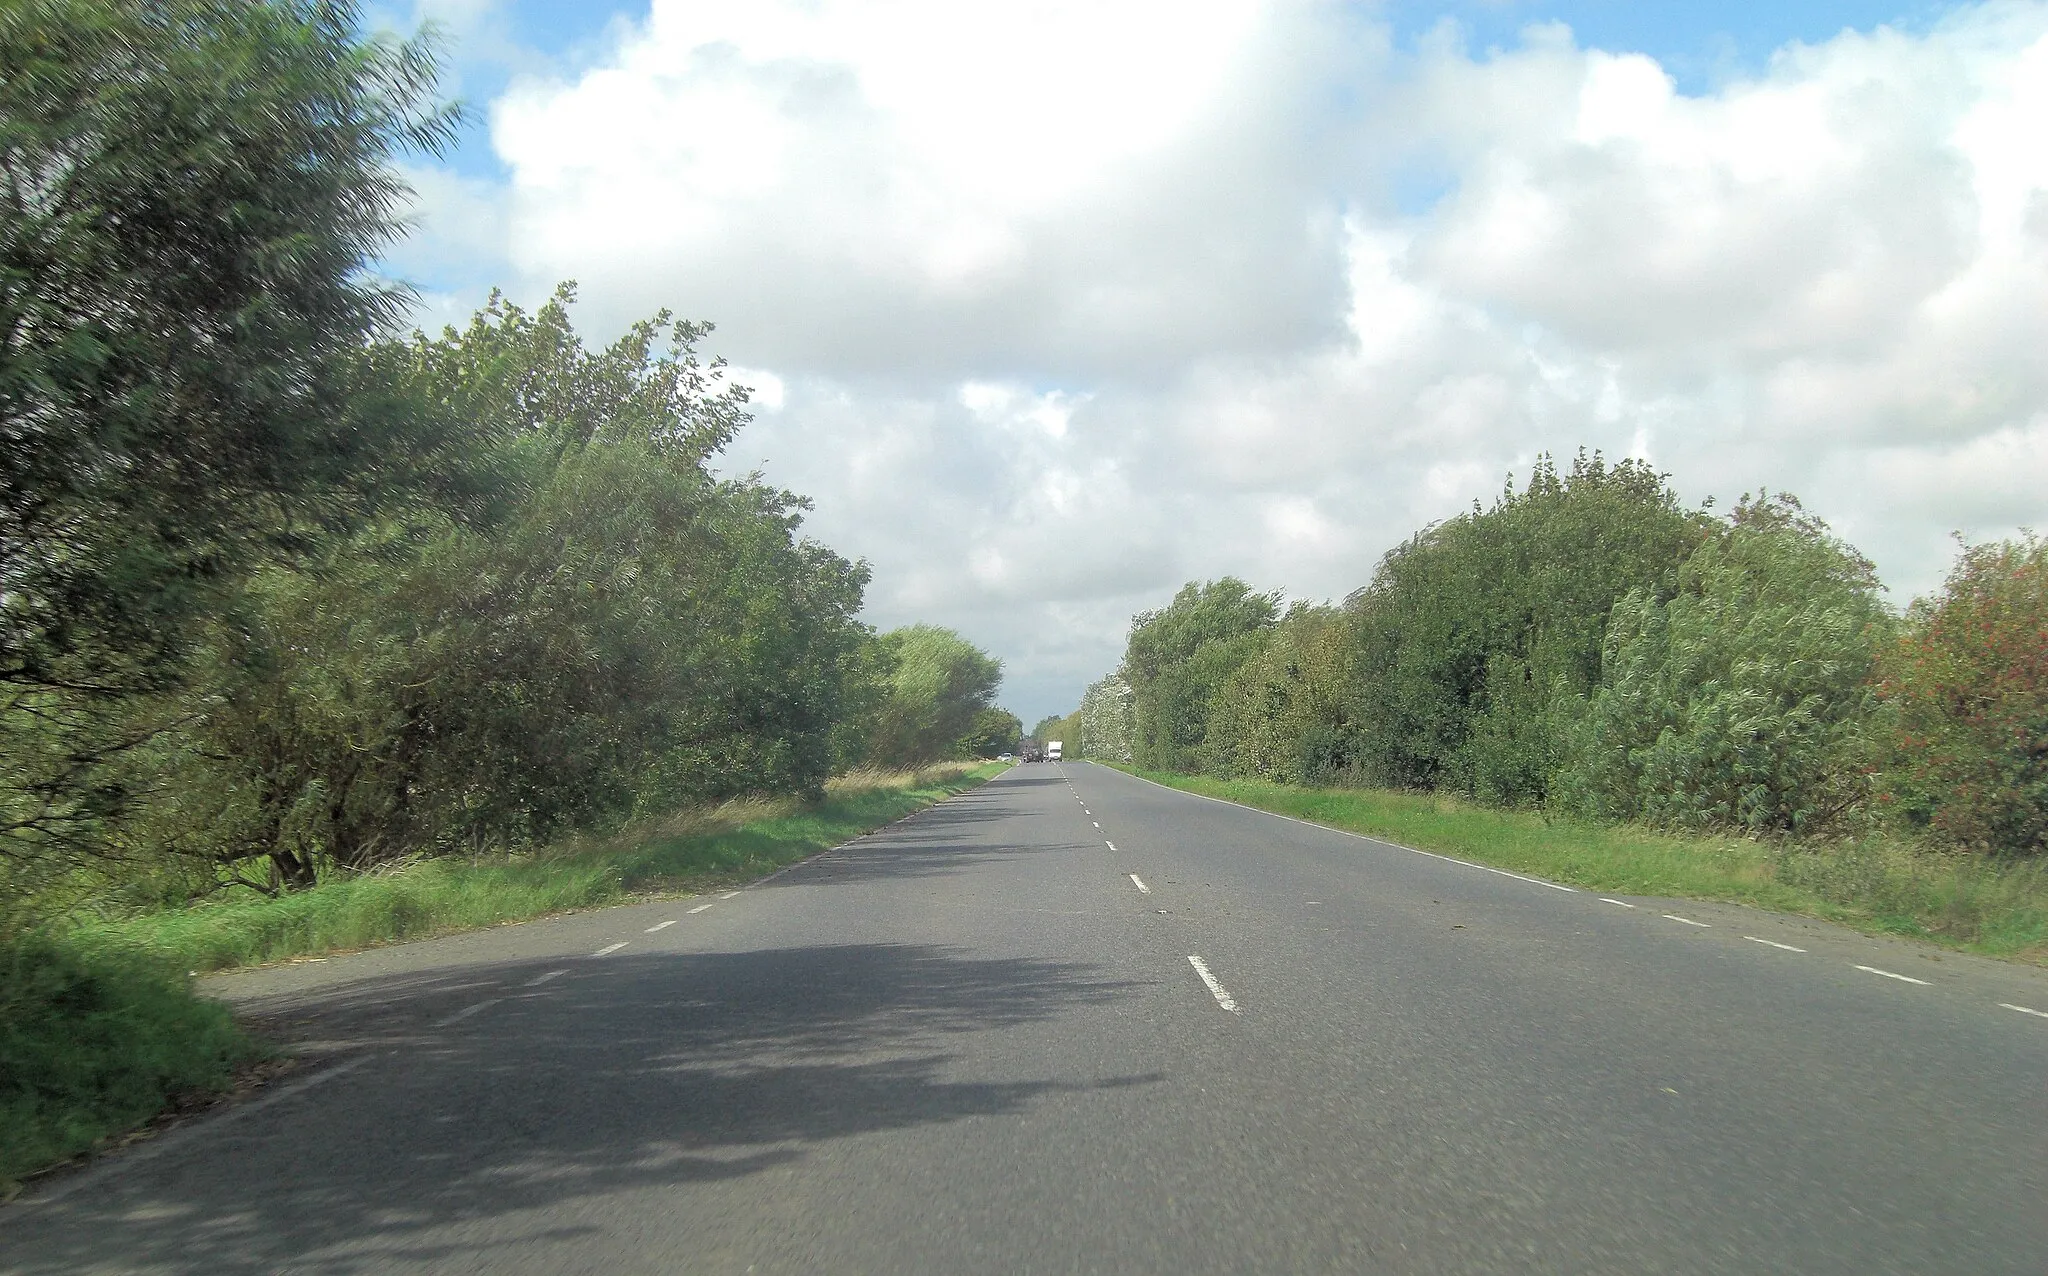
[1076,674,1135,762]
[0,0,459,891]
[1552,495,1893,835]
[861,626,1003,766]
[960,708,1023,757]
[1343,452,1706,801]
[0,933,257,1183]
[1123,578,1280,771]
[1205,603,1356,783]
[138,289,874,889]
[1880,535,2048,854]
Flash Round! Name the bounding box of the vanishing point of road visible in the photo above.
[7,763,2046,1273]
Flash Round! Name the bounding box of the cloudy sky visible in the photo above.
[373,0,2048,727]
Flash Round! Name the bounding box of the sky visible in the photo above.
[371,0,2048,728]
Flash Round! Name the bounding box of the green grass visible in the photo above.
[0,935,264,1187]
[2,762,1002,1187]
[1118,767,2048,963]
[78,762,1002,974]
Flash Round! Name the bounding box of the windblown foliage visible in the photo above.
[1881,535,2048,854]
[1075,456,2048,857]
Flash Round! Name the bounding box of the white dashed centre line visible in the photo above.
[523,969,568,987]
[719,891,740,900]
[1663,914,1711,928]
[1999,1002,2048,1019]
[687,903,713,914]
[1745,936,1807,952]
[645,919,677,932]
[1599,898,1637,908]
[1187,955,1239,1012]
[1855,964,1930,985]
[436,998,501,1027]
[1129,873,1151,894]
[592,942,627,957]
[1104,840,1117,851]
[1092,821,1101,829]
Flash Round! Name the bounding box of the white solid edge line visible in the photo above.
[435,998,502,1028]
[1744,936,1807,953]
[19,1056,372,1206]
[1187,955,1239,1012]
[645,919,677,932]
[1854,964,1931,985]
[720,891,740,900]
[523,969,568,986]
[1129,873,1151,894]
[592,942,628,957]
[1111,768,1576,892]
[1663,914,1711,928]
[1599,898,1637,908]
[1998,1002,2048,1018]
[687,903,713,914]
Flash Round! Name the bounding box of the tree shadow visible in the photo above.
[5,945,1159,1276]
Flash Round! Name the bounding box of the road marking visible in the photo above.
[645,920,677,932]
[1663,914,1711,927]
[1092,821,1101,829]
[1999,1002,2048,1019]
[1854,964,1930,985]
[523,969,569,986]
[1104,840,1117,851]
[1129,873,1151,894]
[592,942,628,957]
[1744,936,1807,952]
[720,891,740,900]
[688,903,713,914]
[435,999,501,1027]
[1187,955,1239,1012]
[1599,898,1636,908]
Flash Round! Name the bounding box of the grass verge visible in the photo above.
[3,762,1001,1187]
[1117,767,2048,964]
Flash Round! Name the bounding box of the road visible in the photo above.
[7,762,2046,1273]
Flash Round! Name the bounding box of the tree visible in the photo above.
[1076,675,1135,762]
[1205,603,1355,783]
[960,709,1022,758]
[1343,452,1706,801]
[136,290,874,889]
[1880,534,2048,854]
[1551,494,1891,834]
[0,0,455,900]
[863,626,1003,767]
[1122,578,1279,771]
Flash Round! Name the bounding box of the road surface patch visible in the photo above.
[1187,955,1239,1012]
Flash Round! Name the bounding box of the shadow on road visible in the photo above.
[5,944,1156,1276]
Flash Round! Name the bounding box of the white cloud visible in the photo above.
[444,0,2048,722]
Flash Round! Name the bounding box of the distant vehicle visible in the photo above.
[998,753,1013,762]
[1046,740,1062,761]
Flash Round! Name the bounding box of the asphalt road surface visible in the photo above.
[8,762,2047,1274]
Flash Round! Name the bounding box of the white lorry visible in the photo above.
[1046,740,1063,761]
